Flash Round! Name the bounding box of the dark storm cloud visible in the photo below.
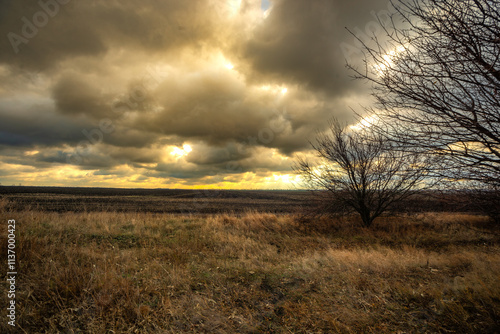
[0,0,106,70]
[0,100,95,147]
[241,0,391,93]
[52,74,111,117]
[0,0,219,71]
[104,127,158,149]
[62,150,116,169]
[186,143,251,166]
[0,145,66,168]
[135,70,354,155]
[153,159,221,180]
[151,147,291,181]
[138,69,271,145]
[0,0,397,186]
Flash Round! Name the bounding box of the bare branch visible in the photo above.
[293,119,429,227]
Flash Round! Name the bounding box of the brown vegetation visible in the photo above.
[1,199,499,333]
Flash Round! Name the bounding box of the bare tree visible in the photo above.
[349,0,500,187]
[294,121,429,227]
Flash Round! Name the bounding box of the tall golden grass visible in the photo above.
[0,203,499,333]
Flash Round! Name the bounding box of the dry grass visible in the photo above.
[0,205,499,333]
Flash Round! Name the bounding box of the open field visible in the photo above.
[0,186,310,214]
[1,198,499,333]
[0,186,465,214]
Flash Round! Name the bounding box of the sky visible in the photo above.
[0,0,394,189]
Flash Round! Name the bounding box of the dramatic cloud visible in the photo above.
[0,0,395,188]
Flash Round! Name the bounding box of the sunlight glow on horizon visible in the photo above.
[0,160,297,190]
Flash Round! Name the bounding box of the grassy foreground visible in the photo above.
[1,207,499,333]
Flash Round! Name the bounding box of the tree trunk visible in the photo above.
[358,206,373,227]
